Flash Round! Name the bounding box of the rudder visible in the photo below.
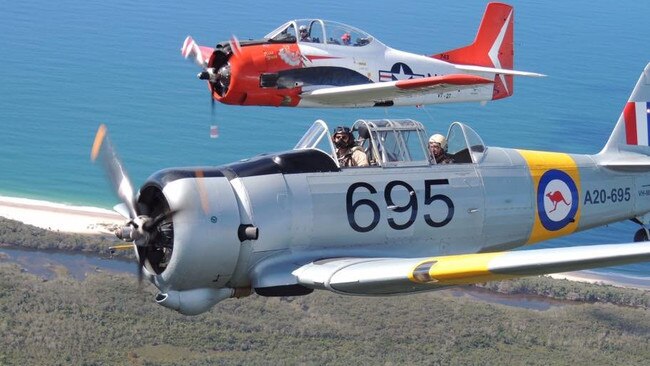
[600,63,650,155]
[431,2,514,99]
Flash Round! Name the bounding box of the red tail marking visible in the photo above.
[431,2,514,99]
[624,102,638,145]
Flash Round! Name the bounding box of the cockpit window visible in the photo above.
[322,21,373,46]
[266,19,374,46]
[401,130,428,162]
[295,119,430,168]
[302,20,324,44]
[352,119,429,167]
[446,122,486,164]
[266,22,297,43]
[294,119,334,154]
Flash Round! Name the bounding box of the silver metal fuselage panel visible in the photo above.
[145,140,650,292]
[230,147,650,288]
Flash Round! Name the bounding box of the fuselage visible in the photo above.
[188,10,525,109]
[208,37,498,108]
[141,146,650,292]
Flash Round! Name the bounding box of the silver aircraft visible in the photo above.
[93,63,650,316]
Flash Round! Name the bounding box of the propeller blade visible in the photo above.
[113,203,131,219]
[181,35,208,68]
[91,124,138,220]
[195,170,210,215]
[229,34,241,56]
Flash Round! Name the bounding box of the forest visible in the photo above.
[1,217,650,364]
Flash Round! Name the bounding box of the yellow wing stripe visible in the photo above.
[516,149,581,244]
[409,252,512,285]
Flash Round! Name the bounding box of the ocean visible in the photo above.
[1,0,649,277]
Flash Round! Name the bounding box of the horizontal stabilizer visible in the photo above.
[293,243,650,295]
[454,64,545,78]
[597,154,650,171]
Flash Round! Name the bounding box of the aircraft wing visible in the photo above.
[292,243,650,295]
[299,74,493,106]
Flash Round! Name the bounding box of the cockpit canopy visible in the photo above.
[353,119,430,167]
[265,19,374,46]
[295,119,487,168]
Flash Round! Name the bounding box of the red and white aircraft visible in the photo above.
[181,2,543,108]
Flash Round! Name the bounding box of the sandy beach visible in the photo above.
[548,271,650,290]
[0,195,124,235]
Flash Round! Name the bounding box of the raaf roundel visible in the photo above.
[181,2,544,109]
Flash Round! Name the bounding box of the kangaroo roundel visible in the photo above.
[537,169,579,231]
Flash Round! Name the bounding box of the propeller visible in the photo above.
[181,36,207,68]
[91,124,175,285]
[211,94,216,118]
[229,34,241,57]
[91,125,137,220]
[182,35,220,93]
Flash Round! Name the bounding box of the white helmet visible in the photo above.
[429,134,447,150]
[299,25,308,32]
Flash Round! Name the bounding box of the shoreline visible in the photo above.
[0,194,649,290]
[0,195,123,235]
[548,271,650,290]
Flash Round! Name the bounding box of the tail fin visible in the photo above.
[431,2,514,100]
[601,63,650,156]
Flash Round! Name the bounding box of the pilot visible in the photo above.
[429,134,454,164]
[341,33,351,45]
[299,25,311,42]
[333,126,369,167]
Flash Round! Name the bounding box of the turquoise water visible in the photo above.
[1,0,649,276]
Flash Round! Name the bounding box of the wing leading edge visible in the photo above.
[292,243,650,295]
[299,74,493,106]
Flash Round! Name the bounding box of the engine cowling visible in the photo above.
[138,169,244,314]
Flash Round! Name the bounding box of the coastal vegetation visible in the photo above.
[476,276,650,309]
[2,217,650,364]
[0,217,128,258]
[1,262,650,365]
